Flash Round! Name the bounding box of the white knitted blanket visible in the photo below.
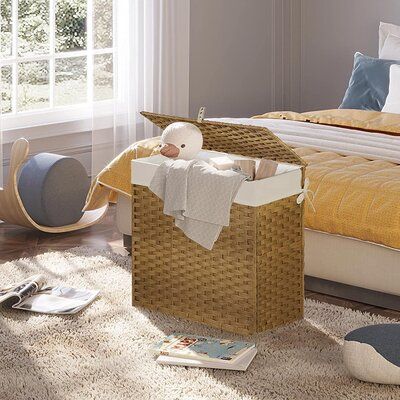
[149,159,245,250]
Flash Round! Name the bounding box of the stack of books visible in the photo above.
[152,334,257,371]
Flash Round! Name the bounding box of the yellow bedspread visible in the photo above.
[85,109,400,250]
[85,137,161,210]
[294,147,400,249]
[253,109,400,136]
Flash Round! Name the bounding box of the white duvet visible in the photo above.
[210,118,400,164]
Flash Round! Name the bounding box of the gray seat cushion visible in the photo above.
[343,323,400,384]
[18,153,90,227]
[345,324,400,367]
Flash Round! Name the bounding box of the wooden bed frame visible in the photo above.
[306,276,400,311]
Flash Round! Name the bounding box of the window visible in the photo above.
[0,0,113,125]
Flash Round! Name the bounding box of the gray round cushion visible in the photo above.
[18,153,90,227]
[343,324,400,384]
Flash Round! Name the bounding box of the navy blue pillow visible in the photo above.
[340,52,400,111]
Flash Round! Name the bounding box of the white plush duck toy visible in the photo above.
[160,122,203,160]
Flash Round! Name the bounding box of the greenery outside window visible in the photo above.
[0,0,113,130]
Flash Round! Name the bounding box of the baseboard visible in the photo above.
[305,276,400,311]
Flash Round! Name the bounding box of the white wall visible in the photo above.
[300,0,400,111]
[189,0,273,118]
[189,0,400,114]
[188,0,301,118]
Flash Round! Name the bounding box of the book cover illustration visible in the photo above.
[153,334,255,363]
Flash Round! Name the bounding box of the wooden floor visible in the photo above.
[1,205,399,321]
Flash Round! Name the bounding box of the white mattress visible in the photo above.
[210,118,400,164]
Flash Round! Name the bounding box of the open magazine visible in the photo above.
[0,275,99,314]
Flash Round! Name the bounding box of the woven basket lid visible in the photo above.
[141,111,306,166]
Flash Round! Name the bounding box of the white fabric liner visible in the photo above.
[209,118,400,164]
[131,152,303,207]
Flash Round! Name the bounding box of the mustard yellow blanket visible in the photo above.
[85,109,400,249]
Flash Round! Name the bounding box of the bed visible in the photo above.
[85,108,400,309]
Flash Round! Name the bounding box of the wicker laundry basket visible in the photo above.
[131,112,306,335]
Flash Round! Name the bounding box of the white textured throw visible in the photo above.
[149,159,245,250]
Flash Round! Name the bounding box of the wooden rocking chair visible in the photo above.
[0,138,108,233]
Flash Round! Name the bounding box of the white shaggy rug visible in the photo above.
[1,247,399,400]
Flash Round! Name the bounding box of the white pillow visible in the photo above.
[379,22,400,56]
[382,65,400,114]
[380,34,400,60]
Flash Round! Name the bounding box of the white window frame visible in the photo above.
[1,0,115,143]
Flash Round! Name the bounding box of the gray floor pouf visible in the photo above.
[18,153,90,227]
[344,324,400,384]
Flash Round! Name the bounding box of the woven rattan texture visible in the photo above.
[256,195,304,331]
[132,112,305,334]
[132,186,304,335]
[132,185,257,334]
[141,111,305,166]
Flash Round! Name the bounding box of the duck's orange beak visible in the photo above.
[160,143,180,158]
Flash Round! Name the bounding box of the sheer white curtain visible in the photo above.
[91,0,190,176]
